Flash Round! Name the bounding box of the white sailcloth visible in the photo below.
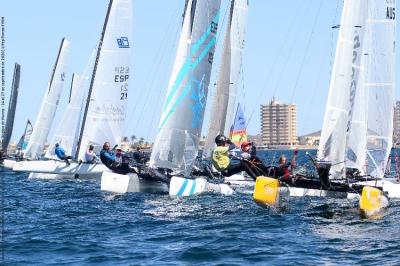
[150,0,222,173]
[45,74,82,159]
[24,38,70,159]
[203,0,248,156]
[17,120,33,152]
[317,0,367,178]
[364,0,395,178]
[76,0,132,160]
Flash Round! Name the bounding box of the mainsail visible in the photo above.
[2,63,20,153]
[150,0,222,173]
[203,0,248,156]
[24,38,70,159]
[45,74,83,159]
[16,120,33,152]
[76,0,132,160]
[317,0,367,178]
[363,0,395,178]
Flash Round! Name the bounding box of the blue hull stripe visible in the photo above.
[177,178,189,196]
[188,179,197,195]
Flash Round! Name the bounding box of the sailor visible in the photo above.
[240,141,271,176]
[211,134,258,180]
[132,146,146,164]
[54,143,72,166]
[100,142,132,175]
[84,145,98,164]
[277,151,298,180]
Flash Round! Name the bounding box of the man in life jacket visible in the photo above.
[211,134,258,180]
[100,142,133,175]
[55,143,72,165]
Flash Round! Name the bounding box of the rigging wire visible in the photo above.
[245,0,307,128]
[125,1,183,140]
[299,0,342,137]
[288,0,324,104]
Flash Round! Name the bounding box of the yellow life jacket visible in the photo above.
[212,146,230,171]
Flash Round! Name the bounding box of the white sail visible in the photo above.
[45,74,82,159]
[317,0,367,178]
[76,0,132,160]
[364,0,395,178]
[17,119,33,152]
[24,38,70,159]
[203,0,248,156]
[150,0,222,173]
[2,63,20,152]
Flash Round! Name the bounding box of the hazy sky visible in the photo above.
[1,0,399,143]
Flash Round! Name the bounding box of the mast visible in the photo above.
[75,0,113,159]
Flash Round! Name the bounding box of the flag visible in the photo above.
[229,103,247,147]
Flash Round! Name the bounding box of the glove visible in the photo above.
[113,144,118,149]
[294,150,298,155]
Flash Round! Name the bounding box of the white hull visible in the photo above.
[2,159,17,169]
[13,160,110,176]
[101,172,169,194]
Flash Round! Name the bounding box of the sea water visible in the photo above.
[2,150,400,265]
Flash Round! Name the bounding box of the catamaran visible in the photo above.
[253,0,396,217]
[13,0,132,178]
[101,0,247,195]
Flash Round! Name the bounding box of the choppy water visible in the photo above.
[2,150,400,265]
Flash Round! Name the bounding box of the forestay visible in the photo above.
[317,0,367,179]
[203,0,248,156]
[76,0,132,160]
[150,0,222,174]
[24,38,70,159]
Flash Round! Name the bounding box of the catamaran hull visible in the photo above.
[12,160,110,176]
[100,172,169,194]
[2,159,17,169]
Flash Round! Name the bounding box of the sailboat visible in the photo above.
[254,0,397,215]
[101,0,241,194]
[13,0,132,177]
[16,120,33,157]
[1,63,20,164]
[203,0,248,157]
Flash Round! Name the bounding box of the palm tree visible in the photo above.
[122,136,129,142]
[138,137,144,147]
[130,135,136,144]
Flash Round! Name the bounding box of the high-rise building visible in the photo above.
[260,98,297,148]
[393,101,400,146]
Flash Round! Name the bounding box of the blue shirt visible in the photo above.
[55,146,65,159]
[100,149,116,167]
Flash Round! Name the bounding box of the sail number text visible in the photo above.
[115,66,129,100]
